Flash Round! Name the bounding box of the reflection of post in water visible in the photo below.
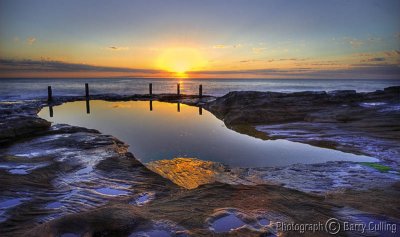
[199,106,202,115]
[177,102,180,112]
[49,105,53,117]
[149,100,153,111]
[86,98,91,114]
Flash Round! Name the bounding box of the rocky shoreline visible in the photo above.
[1,88,399,236]
[205,87,400,164]
[201,86,400,194]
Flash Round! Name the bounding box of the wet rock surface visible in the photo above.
[1,90,399,236]
[146,158,400,194]
[0,107,178,236]
[26,182,344,237]
[230,161,400,193]
[205,87,400,189]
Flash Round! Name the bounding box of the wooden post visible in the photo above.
[177,102,180,112]
[199,106,202,115]
[149,100,153,111]
[149,83,153,96]
[199,84,203,98]
[47,86,52,102]
[49,105,53,117]
[177,83,180,96]
[85,83,89,98]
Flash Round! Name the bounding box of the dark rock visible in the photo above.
[328,90,357,96]
[384,86,400,94]
[0,115,51,144]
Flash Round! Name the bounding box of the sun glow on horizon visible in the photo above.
[156,48,207,77]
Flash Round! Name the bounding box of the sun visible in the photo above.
[156,48,207,77]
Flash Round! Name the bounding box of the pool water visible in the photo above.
[38,100,377,168]
[211,213,247,233]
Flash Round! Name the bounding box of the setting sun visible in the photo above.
[156,48,207,77]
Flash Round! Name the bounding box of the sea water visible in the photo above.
[1,78,399,101]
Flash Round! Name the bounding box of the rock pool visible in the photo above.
[38,100,377,168]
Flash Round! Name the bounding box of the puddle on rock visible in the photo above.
[76,166,93,175]
[207,209,278,235]
[45,202,63,209]
[258,218,270,226]
[0,197,29,209]
[130,192,154,206]
[8,169,29,175]
[360,102,387,107]
[0,162,50,175]
[94,187,129,196]
[211,213,247,233]
[0,197,31,223]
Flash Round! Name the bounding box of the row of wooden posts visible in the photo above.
[48,91,203,117]
[47,83,203,102]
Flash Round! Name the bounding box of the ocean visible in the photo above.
[0,78,399,101]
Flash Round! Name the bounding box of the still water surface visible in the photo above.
[38,100,377,167]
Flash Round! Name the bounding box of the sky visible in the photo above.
[0,0,399,79]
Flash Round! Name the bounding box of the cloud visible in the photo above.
[239,58,307,63]
[213,44,242,49]
[0,58,161,74]
[26,37,36,45]
[357,53,373,57]
[346,36,383,49]
[345,63,400,75]
[383,50,400,57]
[240,59,257,63]
[213,44,226,49]
[252,47,267,54]
[267,58,307,63]
[367,37,382,42]
[239,58,267,63]
[189,63,400,79]
[360,57,386,63]
[107,46,129,51]
[309,62,339,66]
[348,39,364,48]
